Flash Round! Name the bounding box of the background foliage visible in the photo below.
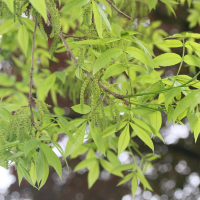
[0,0,200,199]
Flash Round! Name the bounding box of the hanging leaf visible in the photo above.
[88,160,99,188]
[90,125,105,155]
[131,175,138,197]
[150,110,162,131]
[74,158,96,172]
[130,123,154,151]
[118,125,130,155]
[117,173,134,186]
[65,122,86,157]
[194,118,200,142]
[40,143,62,180]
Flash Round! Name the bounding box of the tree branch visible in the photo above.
[58,31,128,103]
[29,18,37,125]
[106,0,131,20]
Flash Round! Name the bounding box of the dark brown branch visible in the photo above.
[106,0,131,20]
[29,18,37,125]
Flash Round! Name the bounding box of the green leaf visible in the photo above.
[29,162,37,185]
[98,0,112,16]
[74,158,96,172]
[60,0,90,13]
[148,0,158,11]
[164,87,182,110]
[187,109,198,132]
[36,150,44,184]
[130,123,154,151]
[0,107,12,122]
[150,110,162,131]
[54,71,65,84]
[117,173,134,186]
[92,1,102,38]
[75,67,83,80]
[102,121,128,138]
[29,0,47,22]
[74,38,120,45]
[173,91,200,122]
[22,18,41,35]
[93,48,123,75]
[18,25,29,56]
[99,159,123,177]
[90,125,105,155]
[118,125,130,155]
[88,160,99,188]
[107,150,121,166]
[126,47,159,68]
[39,155,49,189]
[0,19,17,35]
[155,39,183,48]
[37,74,56,101]
[136,166,152,191]
[71,104,91,114]
[194,118,200,142]
[18,163,33,186]
[24,139,40,157]
[184,54,200,68]
[111,163,134,173]
[153,53,182,66]
[102,63,126,80]
[2,0,13,12]
[64,122,86,157]
[8,152,24,161]
[96,3,111,30]
[39,143,62,180]
[17,165,23,186]
[131,175,138,197]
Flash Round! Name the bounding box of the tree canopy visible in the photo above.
[0,0,200,197]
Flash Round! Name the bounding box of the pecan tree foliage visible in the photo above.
[0,0,199,196]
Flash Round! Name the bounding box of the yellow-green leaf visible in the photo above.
[93,48,123,75]
[92,1,102,38]
[118,125,130,155]
[194,118,200,142]
[154,53,182,66]
[29,0,47,22]
[130,123,154,151]
[18,25,29,56]
[0,19,17,35]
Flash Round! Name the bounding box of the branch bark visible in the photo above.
[29,18,37,125]
[106,0,131,20]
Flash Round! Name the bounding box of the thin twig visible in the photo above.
[29,18,38,125]
[106,0,131,20]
